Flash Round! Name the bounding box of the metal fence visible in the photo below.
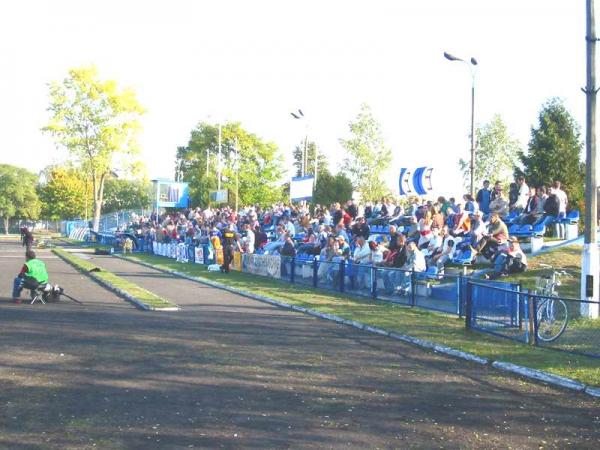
[73,236,600,360]
[465,280,600,358]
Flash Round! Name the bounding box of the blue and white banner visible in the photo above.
[399,167,434,196]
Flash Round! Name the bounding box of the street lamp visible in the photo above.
[444,51,478,197]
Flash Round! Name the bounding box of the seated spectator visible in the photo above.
[417,210,433,249]
[279,234,296,257]
[335,224,350,243]
[469,210,487,243]
[263,226,286,254]
[450,204,471,237]
[489,190,509,217]
[430,232,455,272]
[463,194,478,213]
[367,240,384,265]
[516,186,546,225]
[351,217,370,239]
[485,236,527,279]
[393,240,426,295]
[352,236,371,289]
[471,212,508,260]
[254,225,268,250]
[297,233,321,255]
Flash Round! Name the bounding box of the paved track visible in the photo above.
[0,240,599,449]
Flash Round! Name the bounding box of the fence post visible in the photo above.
[410,270,416,306]
[371,266,377,300]
[312,258,318,288]
[339,260,345,293]
[529,293,538,346]
[465,279,473,329]
[290,257,295,284]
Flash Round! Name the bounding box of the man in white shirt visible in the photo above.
[514,176,530,212]
[553,180,568,215]
[243,223,255,254]
[394,240,426,294]
[353,236,371,289]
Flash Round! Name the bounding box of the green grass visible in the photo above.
[125,253,600,387]
[505,245,582,299]
[53,249,176,310]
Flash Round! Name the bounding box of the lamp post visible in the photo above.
[444,51,478,198]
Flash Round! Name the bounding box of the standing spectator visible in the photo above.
[513,176,530,213]
[243,223,255,254]
[476,180,492,214]
[22,228,34,252]
[552,180,568,215]
[395,240,426,295]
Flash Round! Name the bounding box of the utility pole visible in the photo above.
[582,0,599,317]
[206,148,209,177]
[217,123,222,191]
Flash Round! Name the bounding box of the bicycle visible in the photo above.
[534,263,571,342]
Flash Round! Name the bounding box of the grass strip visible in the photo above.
[125,252,600,387]
[54,249,176,310]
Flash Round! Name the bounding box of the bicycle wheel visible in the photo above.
[536,295,568,342]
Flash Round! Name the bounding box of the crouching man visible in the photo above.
[12,251,49,304]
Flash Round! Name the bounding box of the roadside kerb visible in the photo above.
[115,255,596,398]
[54,250,180,312]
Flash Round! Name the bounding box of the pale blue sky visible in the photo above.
[0,0,588,199]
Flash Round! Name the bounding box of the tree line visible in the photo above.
[0,65,587,233]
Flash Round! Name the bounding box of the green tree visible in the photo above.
[518,98,585,209]
[0,164,41,234]
[313,169,354,206]
[292,140,327,178]
[340,103,391,201]
[176,121,285,208]
[102,178,152,214]
[43,65,145,231]
[38,166,91,220]
[459,114,521,190]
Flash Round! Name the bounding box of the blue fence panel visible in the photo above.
[415,274,462,314]
[469,281,529,343]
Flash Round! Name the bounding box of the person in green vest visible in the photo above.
[12,250,49,303]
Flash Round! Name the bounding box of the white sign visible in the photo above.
[290,176,314,202]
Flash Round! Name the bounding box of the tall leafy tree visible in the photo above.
[340,103,391,201]
[459,114,521,190]
[518,98,585,209]
[176,121,285,208]
[292,140,327,178]
[0,164,41,234]
[313,169,354,206]
[43,65,145,231]
[102,178,152,214]
[38,166,91,220]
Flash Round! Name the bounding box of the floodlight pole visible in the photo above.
[582,0,599,317]
[444,52,478,198]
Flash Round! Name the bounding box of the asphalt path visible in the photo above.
[0,240,599,449]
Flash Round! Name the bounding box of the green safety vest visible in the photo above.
[25,259,49,284]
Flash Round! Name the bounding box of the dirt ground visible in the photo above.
[1,240,599,449]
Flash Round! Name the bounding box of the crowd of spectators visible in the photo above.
[116,177,571,286]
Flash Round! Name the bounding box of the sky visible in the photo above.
[0,0,589,199]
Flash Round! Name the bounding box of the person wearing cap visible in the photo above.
[485,236,527,279]
[12,250,49,303]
